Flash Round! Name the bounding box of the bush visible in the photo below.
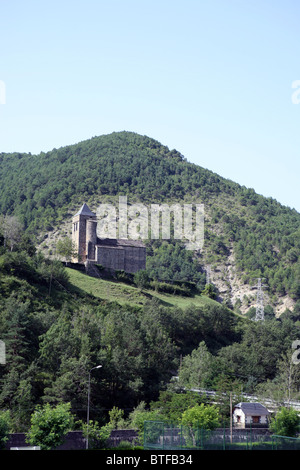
[181,404,220,431]
[115,270,133,284]
[81,420,112,449]
[114,440,134,450]
[269,407,300,437]
[26,402,74,450]
[150,280,191,296]
[0,411,11,450]
[133,270,150,289]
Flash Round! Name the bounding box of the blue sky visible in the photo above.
[1,0,300,212]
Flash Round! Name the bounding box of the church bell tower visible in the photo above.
[72,203,96,263]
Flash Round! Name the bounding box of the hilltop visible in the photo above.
[0,131,299,316]
[0,132,300,432]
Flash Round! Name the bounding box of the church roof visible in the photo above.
[74,203,96,217]
[97,238,145,248]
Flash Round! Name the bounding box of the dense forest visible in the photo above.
[0,131,299,306]
[0,234,300,432]
[0,131,300,433]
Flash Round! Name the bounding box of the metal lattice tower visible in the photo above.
[254,278,267,321]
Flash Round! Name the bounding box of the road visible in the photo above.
[188,387,300,412]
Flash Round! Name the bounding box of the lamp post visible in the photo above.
[86,365,102,450]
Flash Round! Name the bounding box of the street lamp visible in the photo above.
[86,365,102,450]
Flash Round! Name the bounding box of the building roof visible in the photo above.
[74,203,96,217]
[233,403,270,416]
[97,237,145,248]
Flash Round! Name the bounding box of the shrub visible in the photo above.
[270,407,300,437]
[0,411,11,450]
[26,402,74,450]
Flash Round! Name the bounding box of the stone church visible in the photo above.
[72,203,146,274]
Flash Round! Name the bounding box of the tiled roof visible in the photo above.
[234,403,270,415]
[97,238,145,248]
[74,203,96,217]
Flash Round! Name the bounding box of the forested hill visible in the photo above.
[0,131,299,313]
[0,130,242,229]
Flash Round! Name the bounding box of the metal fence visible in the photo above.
[271,435,300,450]
[143,421,299,450]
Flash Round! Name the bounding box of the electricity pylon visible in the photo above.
[254,278,267,321]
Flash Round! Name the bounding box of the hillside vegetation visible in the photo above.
[0,130,300,432]
[65,266,233,312]
[0,131,299,314]
[0,239,300,432]
[0,239,240,427]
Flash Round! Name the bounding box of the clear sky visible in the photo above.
[1,0,300,212]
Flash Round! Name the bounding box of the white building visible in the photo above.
[233,402,270,428]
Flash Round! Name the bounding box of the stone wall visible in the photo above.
[6,430,138,450]
[96,245,146,274]
[6,427,270,450]
[107,429,139,448]
[124,246,146,273]
[97,246,125,271]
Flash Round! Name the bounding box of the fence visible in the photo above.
[271,435,300,450]
[143,421,297,450]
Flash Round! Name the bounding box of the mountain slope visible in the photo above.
[0,131,299,315]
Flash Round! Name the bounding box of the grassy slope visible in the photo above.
[65,267,240,314]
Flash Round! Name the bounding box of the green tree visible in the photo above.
[0,410,11,450]
[133,270,150,289]
[26,402,74,450]
[150,391,206,424]
[217,319,297,386]
[201,283,217,299]
[80,419,112,449]
[99,308,146,408]
[269,407,300,437]
[177,341,216,389]
[56,237,77,264]
[181,403,220,430]
[127,402,163,445]
[107,406,127,430]
[180,403,220,448]
[146,241,204,285]
[36,257,69,291]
